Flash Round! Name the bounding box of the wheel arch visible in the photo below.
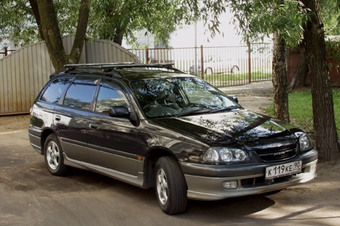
[143,147,186,189]
[40,128,56,155]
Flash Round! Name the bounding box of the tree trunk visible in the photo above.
[35,0,90,72]
[29,0,44,40]
[272,31,290,122]
[301,0,340,161]
[37,0,66,72]
[68,0,91,64]
[289,47,308,90]
[113,34,124,46]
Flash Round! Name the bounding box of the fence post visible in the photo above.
[146,48,149,64]
[200,45,204,79]
[247,42,251,84]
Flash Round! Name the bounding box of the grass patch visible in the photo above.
[266,88,340,138]
[202,72,272,87]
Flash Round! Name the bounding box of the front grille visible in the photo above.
[241,175,294,188]
[254,142,297,162]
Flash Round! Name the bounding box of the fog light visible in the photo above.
[222,181,238,189]
[309,162,317,174]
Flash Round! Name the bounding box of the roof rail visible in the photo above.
[64,62,184,73]
[64,62,134,70]
[111,63,184,73]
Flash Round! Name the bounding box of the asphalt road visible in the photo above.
[1,128,340,226]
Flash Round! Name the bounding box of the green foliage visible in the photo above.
[321,0,340,35]
[1,0,340,49]
[0,0,38,46]
[227,0,308,47]
[198,0,228,39]
[54,0,81,36]
[0,0,198,47]
[0,0,81,46]
[88,0,195,46]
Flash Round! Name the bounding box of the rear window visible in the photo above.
[63,77,98,110]
[40,78,72,103]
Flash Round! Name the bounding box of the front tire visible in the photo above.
[44,134,70,176]
[155,157,187,215]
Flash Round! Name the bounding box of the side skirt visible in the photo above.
[63,154,146,188]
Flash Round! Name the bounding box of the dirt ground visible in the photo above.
[0,114,30,133]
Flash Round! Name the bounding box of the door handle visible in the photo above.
[89,122,98,129]
[55,115,61,121]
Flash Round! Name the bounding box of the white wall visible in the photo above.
[170,12,243,48]
[123,12,244,49]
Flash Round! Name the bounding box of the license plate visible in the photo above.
[265,161,302,180]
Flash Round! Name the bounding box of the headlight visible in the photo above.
[295,132,313,152]
[203,147,250,163]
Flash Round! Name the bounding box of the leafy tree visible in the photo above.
[35,0,90,72]
[227,0,306,123]
[0,0,197,70]
[290,0,340,90]
[301,0,340,161]
[225,0,339,161]
[272,31,289,122]
[0,0,197,47]
[0,0,90,71]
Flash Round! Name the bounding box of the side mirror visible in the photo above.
[232,96,238,104]
[109,106,139,127]
[109,106,130,118]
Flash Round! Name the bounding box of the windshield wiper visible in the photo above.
[178,108,212,117]
[211,105,240,113]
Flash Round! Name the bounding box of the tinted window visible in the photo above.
[131,77,239,118]
[63,78,98,110]
[95,79,129,114]
[41,77,72,103]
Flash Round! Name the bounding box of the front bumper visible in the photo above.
[181,149,318,201]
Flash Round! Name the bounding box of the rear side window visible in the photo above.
[63,78,99,110]
[40,77,72,103]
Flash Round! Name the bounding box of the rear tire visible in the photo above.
[155,156,187,215]
[44,134,70,176]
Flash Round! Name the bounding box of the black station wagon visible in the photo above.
[29,63,318,214]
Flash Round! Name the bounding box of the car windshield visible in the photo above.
[131,76,241,118]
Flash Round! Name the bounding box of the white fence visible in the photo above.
[130,43,273,87]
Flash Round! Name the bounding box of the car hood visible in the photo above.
[150,109,296,145]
